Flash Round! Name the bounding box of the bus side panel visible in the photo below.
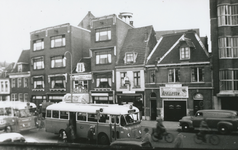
[18,116,37,131]
[47,119,68,134]
[97,123,111,140]
[76,121,96,138]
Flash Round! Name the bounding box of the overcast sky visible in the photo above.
[0,0,210,63]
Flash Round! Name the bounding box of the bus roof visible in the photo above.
[46,102,139,115]
[0,101,36,109]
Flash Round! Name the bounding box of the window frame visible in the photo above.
[51,56,66,68]
[50,76,66,89]
[33,39,44,51]
[219,37,238,58]
[12,78,16,88]
[33,76,44,89]
[168,68,180,83]
[133,71,141,88]
[191,67,204,83]
[95,51,112,65]
[180,47,190,60]
[18,78,22,88]
[24,78,28,88]
[51,35,66,48]
[24,93,28,102]
[96,76,112,88]
[120,72,127,88]
[95,27,111,42]
[220,70,238,90]
[149,70,156,83]
[218,5,238,26]
[32,56,44,70]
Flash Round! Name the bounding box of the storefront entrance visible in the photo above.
[164,101,186,121]
[221,97,238,112]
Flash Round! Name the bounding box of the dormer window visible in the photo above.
[76,63,85,72]
[180,47,190,60]
[124,52,138,64]
[18,64,22,72]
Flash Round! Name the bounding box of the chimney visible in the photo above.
[119,12,133,26]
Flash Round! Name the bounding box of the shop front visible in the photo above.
[160,84,188,121]
[217,91,238,112]
[91,91,115,104]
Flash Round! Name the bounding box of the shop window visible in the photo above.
[74,80,88,93]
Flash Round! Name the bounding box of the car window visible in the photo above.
[2,139,12,142]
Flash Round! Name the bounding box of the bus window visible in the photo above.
[111,115,119,124]
[88,113,97,122]
[53,111,59,118]
[99,114,109,123]
[46,110,51,118]
[60,111,68,119]
[5,107,12,116]
[77,112,86,121]
[120,116,126,126]
[0,108,4,115]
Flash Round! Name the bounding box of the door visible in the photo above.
[150,100,157,120]
[164,101,186,121]
[193,100,203,115]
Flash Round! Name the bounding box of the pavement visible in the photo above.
[140,120,180,131]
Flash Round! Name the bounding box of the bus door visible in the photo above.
[111,115,120,140]
[76,112,95,138]
[69,112,76,130]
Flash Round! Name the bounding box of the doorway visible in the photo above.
[150,100,157,120]
[164,101,186,121]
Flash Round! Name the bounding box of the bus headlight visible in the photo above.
[139,130,142,134]
[127,133,130,137]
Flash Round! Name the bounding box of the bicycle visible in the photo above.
[193,131,220,145]
[151,128,174,143]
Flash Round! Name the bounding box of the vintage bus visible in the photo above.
[45,102,142,145]
[0,101,37,132]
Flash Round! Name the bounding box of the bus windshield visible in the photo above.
[121,112,140,126]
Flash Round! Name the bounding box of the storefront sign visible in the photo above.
[160,86,188,98]
[63,93,89,103]
[72,75,92,80]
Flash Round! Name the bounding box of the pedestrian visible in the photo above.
[69,123,76,143]
[174,130,184,148]
[65,123,71,143]
[87,125,95,144]
[62,130,67,143]
[142,128,152,143]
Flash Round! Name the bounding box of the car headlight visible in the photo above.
[139,130,142,134]
[127,133,130,137]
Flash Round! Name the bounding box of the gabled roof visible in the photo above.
[146,30,209,66]
[11,50,30,73]
[117,26,155,66]
[78,11,95,30]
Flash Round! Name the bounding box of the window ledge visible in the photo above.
[50,88,66,91]
[132,86,141,89]
[32,89,44,91]
[191,82,205,84]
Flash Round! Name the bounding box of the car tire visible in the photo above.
[98,133,109,145]
[5,125,12,133]
[218,125,230,135]
[181,124,190,132]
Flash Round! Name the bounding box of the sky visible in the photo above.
[0,0,210,63]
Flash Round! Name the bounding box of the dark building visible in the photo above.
[29,22,91,106]
[89,13,133,104]
[210,0,238,112]
[145,30,212,121]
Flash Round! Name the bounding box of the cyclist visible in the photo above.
[198,118,208,142]
[155,118,166,140]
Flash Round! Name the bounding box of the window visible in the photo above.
[60,111,68,119]
[33,76,44,89]
[120,72,127,87]
[96,51,112,64]
[32,56,44,70]
[96,76,112,88]
[12,78,16,88]
[1,82,3,92]
[51,35,66,48]
[124,52,138,64]
[52,111,59,118]
[50,76,66,89]
[133,71,140,87]
[51,56,66,68]
[74,80,88,93]
[77,112,86,121]
[18,93,23,101]
[96,28,111,41]
[33,39,44,51]
[76,63,85,72]
[149,70,156,83]
[220,70,238,90]
[5,81,8,92]
[11,93,17,101]
[191,68,204,82]
[180,47,190,60]
[219,37,238,58]
[24,93,28,102]
[218,5,238,26]
[88,113,97,122]
[18,64,22,72]
[24,78,28,88]
[46,110,51,118]
[18,78,22,88]
[168,68,180,82]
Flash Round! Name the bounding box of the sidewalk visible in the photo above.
[141,120,180,130]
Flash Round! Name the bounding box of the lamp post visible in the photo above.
[64,51,73,103]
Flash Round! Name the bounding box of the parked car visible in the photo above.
[110,138,153,148]
[179,109,238,134]
[0,133,26,142]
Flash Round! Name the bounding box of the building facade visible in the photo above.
[89,13,133,104]
[210,0,238,112]
[8,50,30,102]
[29,23,91,106]
[145,30,212,121]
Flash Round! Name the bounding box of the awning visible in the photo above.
[117,93,142,97]
[91,93,109,96]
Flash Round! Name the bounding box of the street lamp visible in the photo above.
[64,51,73,103]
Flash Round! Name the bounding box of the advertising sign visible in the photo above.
[63,93,89,103]
[160,86,188,98]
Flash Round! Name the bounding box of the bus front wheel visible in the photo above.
[98,133,109,145]
[5,125,12,133]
